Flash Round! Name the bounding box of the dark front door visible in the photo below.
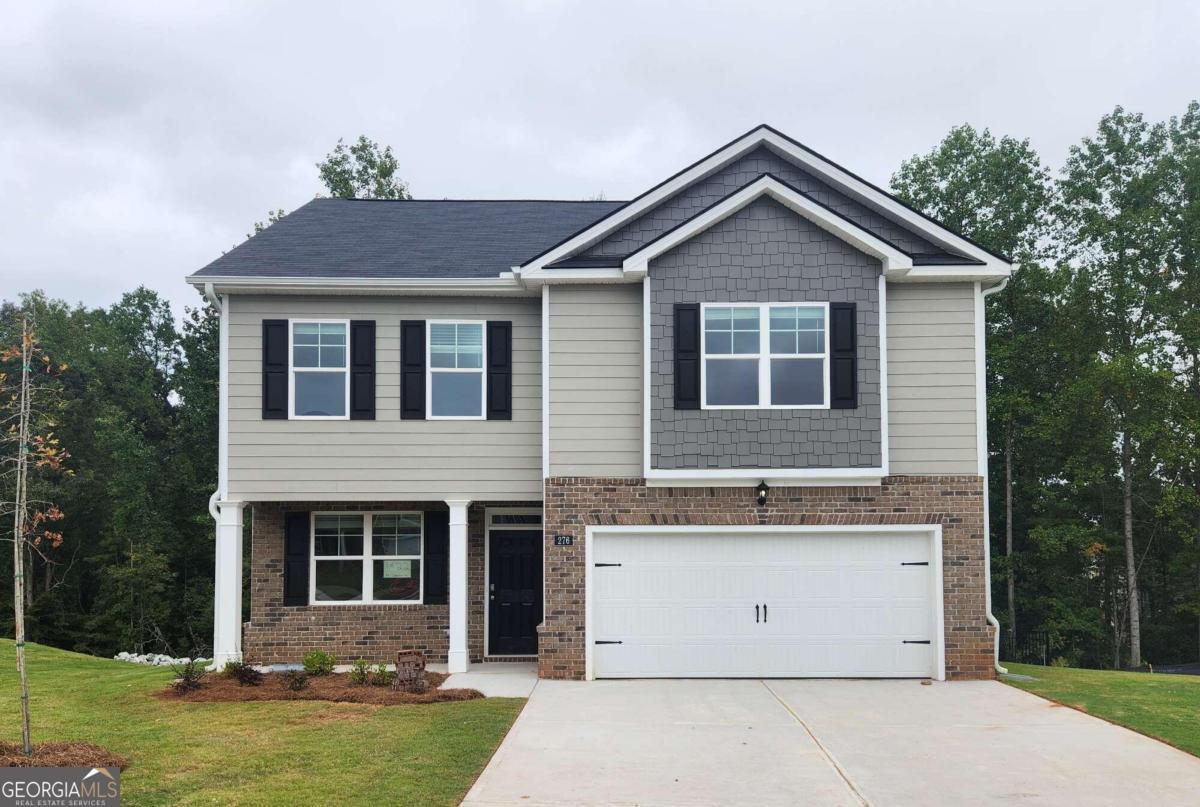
[488,529,542,656]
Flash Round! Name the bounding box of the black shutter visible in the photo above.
[423,510,449,604]
[830,302,858,409]
[262,319,288,419]
[400,320,426,420]
[674,303,701,410]
[283,512,310,606]
[486,320,512,420]
[349,320,376,420]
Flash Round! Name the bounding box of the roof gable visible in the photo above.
[621,174,912,278]
[517,124,1013,284]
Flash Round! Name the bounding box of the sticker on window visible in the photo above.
[381,559,414,579]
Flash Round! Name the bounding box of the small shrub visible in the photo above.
[1049,656,1072,668]
[349,658,370,685]
[370,664,396,687]
[171,659,208,693]
[222,660,264,687]
[280,670,309,691]
[303,650,336,676]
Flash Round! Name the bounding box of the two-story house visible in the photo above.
[188,125,1012,681]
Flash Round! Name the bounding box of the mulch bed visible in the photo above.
[159,671,483,705]
[0,741,128,769]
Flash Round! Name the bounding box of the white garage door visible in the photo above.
[591,528,940,679]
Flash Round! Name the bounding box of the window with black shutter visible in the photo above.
[349,320,376,420]
[262,320,288,419]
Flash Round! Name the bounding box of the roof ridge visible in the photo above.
[316,197,627,204]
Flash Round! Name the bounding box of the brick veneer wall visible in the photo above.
[243,500,539,665]
[539,476,995,681]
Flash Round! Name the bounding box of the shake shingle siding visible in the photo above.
[650,197,883,470]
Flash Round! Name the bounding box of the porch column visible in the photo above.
[446,499,472,673]
[212,500,244,669]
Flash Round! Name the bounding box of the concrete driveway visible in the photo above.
[463,678,1200,806]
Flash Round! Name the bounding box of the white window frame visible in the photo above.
[426,319,487,421]
[700,302,830,410]
[288,318,351,420]
[310,511,425,605]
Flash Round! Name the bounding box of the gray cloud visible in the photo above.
[2,0,1197,314]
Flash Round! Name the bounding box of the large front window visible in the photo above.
[428,321,485,418]
[291,321,349,418]
[701,303,828,409]
[312,513,423,603]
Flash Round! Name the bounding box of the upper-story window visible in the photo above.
[291,320,349,419]
[701,303,828,409]
[428,321,485,419]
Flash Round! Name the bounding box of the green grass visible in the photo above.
[1003,661,1200,756]
[0,640,524,805]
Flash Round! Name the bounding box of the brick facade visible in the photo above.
[243,500,538,665]
[539,475,995,681]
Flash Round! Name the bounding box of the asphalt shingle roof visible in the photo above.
[192,198,625,280]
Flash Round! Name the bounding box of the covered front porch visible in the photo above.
[211,500,543,672]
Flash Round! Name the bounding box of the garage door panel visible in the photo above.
[592,530,938,679]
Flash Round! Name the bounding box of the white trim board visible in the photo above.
[583,523,946,681]
[518,125,1012,281]
[644,467,885,488]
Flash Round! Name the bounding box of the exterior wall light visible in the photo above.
[756,480,770,507]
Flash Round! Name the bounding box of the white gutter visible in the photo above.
[188,275,532,297]
[203,283,229,521]
[978,274,1011,674]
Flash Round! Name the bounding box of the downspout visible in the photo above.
[979,275,1011,674]
[203,282,228,521]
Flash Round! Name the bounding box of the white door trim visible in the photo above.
[584,523,945,681]
[484,507,544,659]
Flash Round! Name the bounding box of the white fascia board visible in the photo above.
[622,176,913,279]
[187,275,533,297]
[644,468,885,488]
[892,265,1012,284]
[513,267,631,289]
[519,125,1014,278]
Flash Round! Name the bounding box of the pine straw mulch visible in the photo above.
[159,670,484,705]
[0,741,128,769]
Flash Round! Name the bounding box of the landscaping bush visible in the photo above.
[349,658,370,685]
[171,659,208,693]
[370,664,396,687]
[222,660,264,687]
[280,671,309,691]
[303,650,336,676]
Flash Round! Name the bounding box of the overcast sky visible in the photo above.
[2,1,1197,315]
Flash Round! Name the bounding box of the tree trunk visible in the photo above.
[11,317,33,755]
[1005,426,1016,647]
[1122,429,1142,669]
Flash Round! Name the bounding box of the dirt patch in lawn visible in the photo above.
[159,671,484,705]
[0,741,128,769]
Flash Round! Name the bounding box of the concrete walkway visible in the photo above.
[463,678,1200,806]
[440,662,538,698]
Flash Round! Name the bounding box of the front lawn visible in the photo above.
[0,640,523,805]
[1003,661,1200,757]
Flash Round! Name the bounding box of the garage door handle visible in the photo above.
[903,640,931,644]
[755,604,759,623]
[763,603,767,623]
